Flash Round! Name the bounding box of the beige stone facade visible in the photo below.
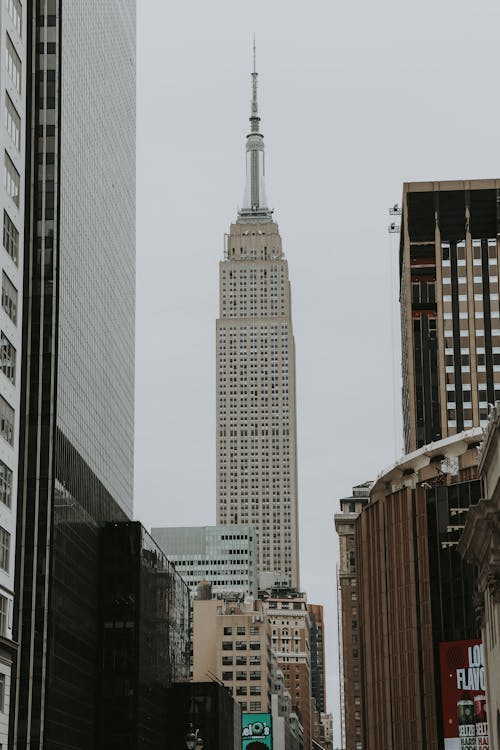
[334,483,370,750]
[257,592,311,750]
[216,220,300,588]
[193,597,272,714]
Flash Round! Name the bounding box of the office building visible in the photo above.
[458,403,500,748]
[308,604,326,715]
[99,522,190,748]
[400,179,500,452]
[216,59,300,588]
[0,1,27,745]
[192,596,273,714]
[257,589,312,750]
[13,2,135,747]
[356,431,481,750]
[334,483,370,750]
[152,524,258,599]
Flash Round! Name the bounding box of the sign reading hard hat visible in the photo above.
[242,713,273,750]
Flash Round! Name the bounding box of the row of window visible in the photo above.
[236,699,262,712]
[222,670,261,681]
[222,640,261,651]
[223,625,260,636]
[234,685,262,696]
[222,656,261,666]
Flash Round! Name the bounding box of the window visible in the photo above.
[5,94,20,150]
[222,641,232,651]
[249,641,260,650]
[250,701,261,712]
[0,460,12,508]
[7,0,22,37]
[0,527,9,572]
[4,152,19,207]
[0,332,15,384]
[236,625,246,635]
[222,672,233,681]
[223,626,232,636]
[6,35,21,93]
[0,396,14,445]
[2,272,17,323]
[250,685,261,695]
[0,596,5,636]
[3,211,18,263]
[0,673,4,712]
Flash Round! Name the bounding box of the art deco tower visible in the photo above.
[216,57,300,588]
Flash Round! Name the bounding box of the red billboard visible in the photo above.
[439,640,488,750]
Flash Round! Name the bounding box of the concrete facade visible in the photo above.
[0,0,27,742]
[334,483,370,750]
[258,591,312,750]
[193,597,273,714]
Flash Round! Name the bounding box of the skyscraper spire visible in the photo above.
[250,35,259,132]
[238,39,273,223]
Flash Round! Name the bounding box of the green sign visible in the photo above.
[242,713,273,750]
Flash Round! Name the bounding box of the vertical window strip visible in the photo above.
[5,35,21,94]
[0,331,16,384]
[4,152,19,207]
[2,210,18,264]
[0,527,9,572]
[1,271,17,324]
[0,595,7,636]
[7,0,22,37]
[5,93,20,150]
[0,395,14,446]
[0,460,12,508]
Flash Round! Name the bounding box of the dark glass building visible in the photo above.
[400,179,500,453]
[99,523,190,750]
[13,1,136,747]
[166,681,241,750]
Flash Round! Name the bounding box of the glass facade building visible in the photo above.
[99,523,190,749]
[13,1,136,747]
[166,681,241,750]
[401,180,500,453]
[152,524,259,599]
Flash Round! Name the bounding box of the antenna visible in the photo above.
[206,670,225,687]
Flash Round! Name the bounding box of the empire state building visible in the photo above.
[216,58,300,588]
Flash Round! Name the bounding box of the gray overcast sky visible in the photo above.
[135,0,500,740]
